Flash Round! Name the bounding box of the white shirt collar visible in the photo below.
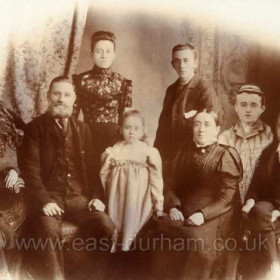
[193,138,217,148]
[55,118,68,129]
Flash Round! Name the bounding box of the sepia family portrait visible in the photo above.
[1,1,280,280]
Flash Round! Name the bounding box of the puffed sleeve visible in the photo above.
[147,147,164,212]
[99,147,114,192]
[200,148,243,221]
[218,131,230,146]
[122,79,132,108]
[118,79,132,123]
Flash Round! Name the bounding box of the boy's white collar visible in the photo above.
[179,73,195,85]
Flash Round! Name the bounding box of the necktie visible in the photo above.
[172,84,189,139]
[58,118,67,136]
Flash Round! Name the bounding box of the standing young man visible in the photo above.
[154,44,221,163]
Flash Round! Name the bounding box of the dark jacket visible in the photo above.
[154,74,221,163]
[19,113,101,208]
[246,141,280,209]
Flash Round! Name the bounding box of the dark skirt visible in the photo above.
[89,122,122,158]
[154,208,240,280]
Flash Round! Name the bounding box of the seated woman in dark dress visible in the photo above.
[157,109,242,280]
[0,102,25,279]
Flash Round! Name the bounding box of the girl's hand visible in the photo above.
[4,169,18,189]
[169,208,184,221]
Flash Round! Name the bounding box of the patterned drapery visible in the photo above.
[0,0,88,123]
[179,17,257,129]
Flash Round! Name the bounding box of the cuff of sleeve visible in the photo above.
[6,167,20,175]
[168,198,181,210]
[39,198,55,209]
[199,208,208,221]
[168,205,181,212]
[153,204,164,213]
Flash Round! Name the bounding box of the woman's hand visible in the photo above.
[242,199,255,215]
[169,208,184,221]
[186,212,204,226]
[4,169,18,189]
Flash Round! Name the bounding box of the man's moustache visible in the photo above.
[53,102,68,107]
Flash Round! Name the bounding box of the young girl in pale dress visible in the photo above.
[99,109,164,252]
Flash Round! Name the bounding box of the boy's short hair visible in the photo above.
[235,84,265,106]
[172,43,198,60]
[90,31,116,52]
[48,76,74,94]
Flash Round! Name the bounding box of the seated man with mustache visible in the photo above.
[20,76,115,280]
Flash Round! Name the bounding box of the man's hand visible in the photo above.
[271,210,280,223]
[43,203,64,216]
[169,208,184,221]
[4,169,18,189]
[88,199,105,212]
[186,212,204,226]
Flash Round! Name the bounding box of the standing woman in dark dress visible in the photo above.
[73,31,132,157]
[156,109,243,280]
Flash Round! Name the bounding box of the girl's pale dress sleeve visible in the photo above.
[99,147,114,191]
[147,147,164,212]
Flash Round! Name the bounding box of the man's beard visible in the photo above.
[48,102,73,118]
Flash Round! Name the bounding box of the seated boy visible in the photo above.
[241,112,280,279]
[219,84,273,202]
